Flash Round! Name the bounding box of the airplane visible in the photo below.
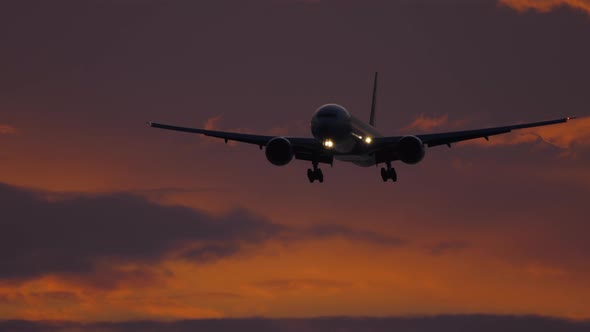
[148,73,575,183]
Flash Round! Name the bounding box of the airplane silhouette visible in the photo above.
[149,73,574,183]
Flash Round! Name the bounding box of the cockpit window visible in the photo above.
[317,113,337,118]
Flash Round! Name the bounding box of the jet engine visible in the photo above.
[398,135,425,164]
[265,137,294,166]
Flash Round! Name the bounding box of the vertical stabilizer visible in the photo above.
[369,72,378,127]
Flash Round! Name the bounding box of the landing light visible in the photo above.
[323,140,334,148]
[365,137,372,144]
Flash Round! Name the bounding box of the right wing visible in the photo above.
[417,117,573,147]
[148,122,331,164]
[372,117,574,149]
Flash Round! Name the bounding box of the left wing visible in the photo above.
[148,122,275,146]
[372,117,574,149]
[147,122,331,164]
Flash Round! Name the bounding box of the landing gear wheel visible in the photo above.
[307,162,324,183]
[380,162,398,182]
[307,169,314,183]
[380,168,388,182]
[388,168,397,182]
[316,169,324,183]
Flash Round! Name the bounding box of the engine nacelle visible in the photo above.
[265,137,294,166]
[398,135,425,164]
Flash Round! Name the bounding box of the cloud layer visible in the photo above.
[0,125,16,135]
[0,183,404,284]
[0,183,283,281]
[500,0,590,15]
[1,316,589,332]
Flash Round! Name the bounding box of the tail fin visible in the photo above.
[369,72,378,127]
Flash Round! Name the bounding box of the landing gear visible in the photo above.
[307,168,323,183]
[307,161,324,183]
[380,162,397,182]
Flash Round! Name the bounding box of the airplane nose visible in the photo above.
[311,104,352,141]
[312,119,351,141]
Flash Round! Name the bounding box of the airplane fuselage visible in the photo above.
[311,104,381,167]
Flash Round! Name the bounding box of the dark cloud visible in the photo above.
[298,224,405,247]
[179,242,243,262]
[0,183,406,283]
[0,182,282,281]
[1,316,589,332]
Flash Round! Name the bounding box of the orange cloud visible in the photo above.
[403,114,449,132]
[201,114,240,146]
[253,278,354,294]
[0,272,223,321]
[499,0,590,15]
[533,117,590,148]
[0,124,16,135]
[3,235,590,321]
[202,114,292,146]
[526,264,568,277]
[204,114,224,130]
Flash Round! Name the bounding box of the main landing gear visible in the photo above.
[307,161,324,183]
[380,161,397,182]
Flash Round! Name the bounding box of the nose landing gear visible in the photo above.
[380,162,397,182]
[307,161,324,183]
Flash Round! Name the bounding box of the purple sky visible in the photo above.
[1,0,589,325]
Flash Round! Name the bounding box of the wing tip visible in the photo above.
[566,116,577,121]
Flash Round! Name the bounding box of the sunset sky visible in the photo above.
[1,0,590,330]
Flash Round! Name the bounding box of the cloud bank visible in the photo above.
[0,125,16,135]
[0,183,404,284]
[500,0,590,15]
[1,315,589,332]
